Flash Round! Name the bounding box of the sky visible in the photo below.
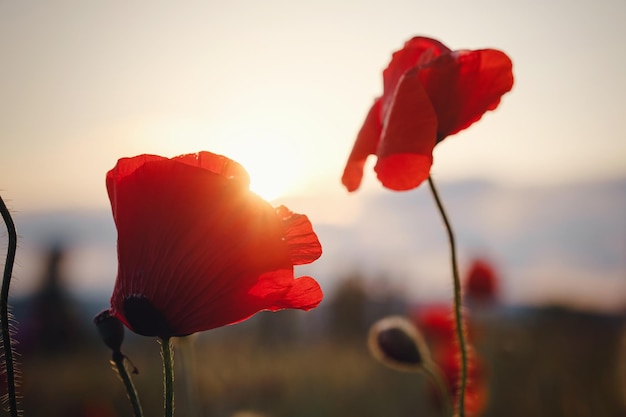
[1,0,625,212]
[0,0,626,312]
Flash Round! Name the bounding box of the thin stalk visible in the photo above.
[112,352,144,417]
[0,195,19,417]
[427,176,467,417]
[423,362,453,417]
[160,337,174,417]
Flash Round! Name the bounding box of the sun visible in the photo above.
[241,152,297,202]
[219,129,305,202]
[136,102,320,203]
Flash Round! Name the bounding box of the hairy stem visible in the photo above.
[112,352,144,417]
[0,195,19,417]
[423,362,453,417]
[160,337,174,417]
[427,176,467,417]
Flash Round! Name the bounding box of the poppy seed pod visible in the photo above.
[368,315,431,372]
[94,309,125,353]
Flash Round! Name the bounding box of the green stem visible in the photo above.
[160,337,175,417]
[427,176,467,417]
[112,352,144,417]
[0,196,19,417]
[423,362,453,417]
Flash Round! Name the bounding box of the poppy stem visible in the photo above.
[0,195,19,417]
[160,337,175,417]
[112,351,144,417]
[427,176,467,417]
[423,361,453,417]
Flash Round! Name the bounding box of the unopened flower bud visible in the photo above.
[465,258,499,301]
[94,309,125,353]
[368,315,430,372]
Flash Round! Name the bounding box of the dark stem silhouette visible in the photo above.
[427,176,467,417]
[0,195,19,417]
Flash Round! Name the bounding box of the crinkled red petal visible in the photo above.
[275,205,322,265]
[416,49,514,140]
[171,269,323,333]
[382,36,451,115]
[375,70,437,190]
[341,98,383,191]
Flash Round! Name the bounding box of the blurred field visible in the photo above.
[8,278,626,417]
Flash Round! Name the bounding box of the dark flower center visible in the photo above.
[377,327,422,365]
[123,296,173,338]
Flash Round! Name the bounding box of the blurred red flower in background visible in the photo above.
[464,258,499,302]
[106,152,323,338]
[413,303,456,345]
[412,303,489,416]
[342,36,514,192]
[438,344,489,417]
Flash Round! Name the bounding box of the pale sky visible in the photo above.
[1,0,626,212]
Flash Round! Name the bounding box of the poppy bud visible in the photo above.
[94,309,125,353]
[465,258,499,301]
[368,315,430,372]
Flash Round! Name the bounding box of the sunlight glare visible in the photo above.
[137,118,310,202]
[220,127,305,202]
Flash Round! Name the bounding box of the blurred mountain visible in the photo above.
[288,177,626,312]
[5,177,626,313]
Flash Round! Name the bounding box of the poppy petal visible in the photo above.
[382,36,451,114]
[180,270,322,332]
[276,205,322,265]
[172,151,250,187]
[249,271,323,311]
[341,98,383,191]
[106,154,166,216]
[416,49,514,140]
[276,275,323,310]
[375,69,438,190]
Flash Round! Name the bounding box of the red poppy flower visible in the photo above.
[342,36,514,191]
[106,152,323,338]
[464,258,499,301]
[438,345,489,417]
[412,304,456,345]
[412,303,489,414]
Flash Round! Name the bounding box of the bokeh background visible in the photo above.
[1,1,625,416]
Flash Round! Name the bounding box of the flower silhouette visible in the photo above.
[106,152,323,338]
[342,36,514,191]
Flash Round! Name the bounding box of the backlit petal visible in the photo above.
[341,98,383,191]
[382,36,450,115]
[172,151,250,188]
[276,205,322,265]
[416,49,514,140]
[375,69,438,190]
